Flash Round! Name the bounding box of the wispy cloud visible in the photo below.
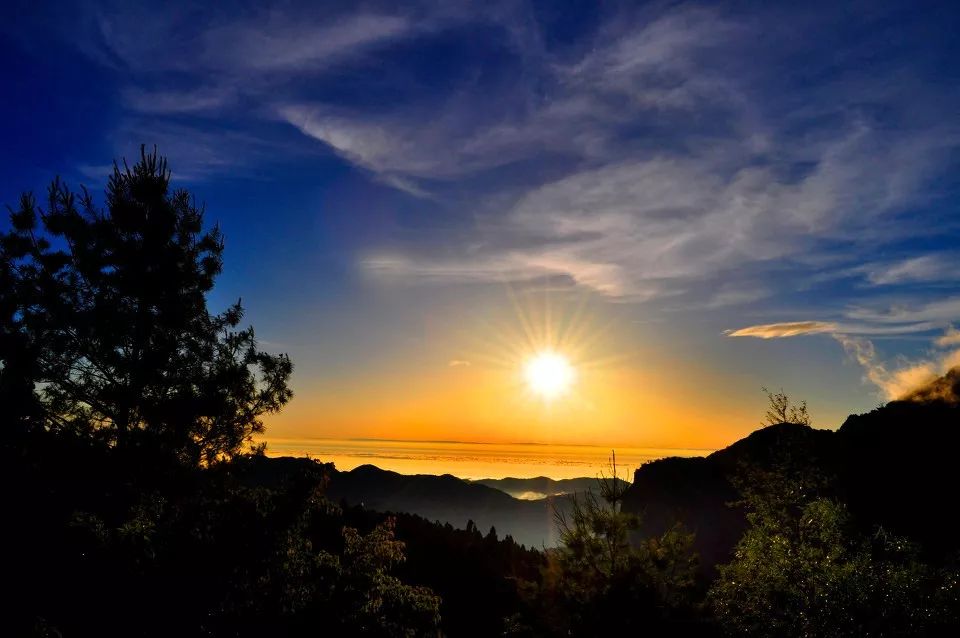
[364,119,951,299]
[82,5,414,75]
[50,1,960,325]
[201,13,411,73]
[306,6,957,303]
[728,315,960,400]
[725,321,838,339]
[845,297,960,325]
[448,359,471,367]
[121,86,235,114]
[836,334,960,401]
[58,3,427,179]
[725,302,947,338]
[865,254,957,285]
[102,119,291,182]
[936,327,960,347]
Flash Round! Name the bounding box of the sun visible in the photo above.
[523,351,576,400]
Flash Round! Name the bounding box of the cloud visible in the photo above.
[836,334,960,401]
[726,318,940,339]
[725,321,838,339]
[59,3,426,180]
[76,164,116,180]
[865,254,956,285]
[366,116,950,298]
[278,6,744,194]
[701,287,769,309]
[276,96,571,187]
[121,86,234,114]
[278,107,450,180]
[53,1,960,319]
[81,5,414,75]
[561,7,742,110]
[936,327,960,347]
[201,13,411,72]
[448,359,471,367]
[730,295,960,345]
[295,6,954,299]
[845,297,960,325]
[362,252,640,297]
[102,119,297,182]
[728,318,960,400]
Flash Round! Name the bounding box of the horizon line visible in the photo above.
[263,435,717,452]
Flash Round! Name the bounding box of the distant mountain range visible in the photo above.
[469,476,628,500]
[324,465,568,547]
[245,464,627,548]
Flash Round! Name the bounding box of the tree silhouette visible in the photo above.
[2,150,450,637]
[710,478,960,636]
[0,147,292,466]
[709,391,960,636]
[323,518,442,636]
[542,453,699,634]
[761,387,811,426]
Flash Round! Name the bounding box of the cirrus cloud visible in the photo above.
[725,321,838,339]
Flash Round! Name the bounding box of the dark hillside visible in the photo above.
[225,455,548,637]
[622,423,834,573]
[622,370,960,572]
[836,371,960,557]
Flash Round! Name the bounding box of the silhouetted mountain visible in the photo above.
[232,456,568,547]
[470,475,629,499]
[835,374,960,557]
[622,367,960,574]
[324,464,565,547]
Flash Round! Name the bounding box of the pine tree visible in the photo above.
[0,147,292,467]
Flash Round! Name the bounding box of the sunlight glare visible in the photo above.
[523,351,576,400]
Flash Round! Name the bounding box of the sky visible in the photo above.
[2,0,960,452]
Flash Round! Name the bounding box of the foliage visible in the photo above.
[520,454,702,635]
[320,518,441,637]
[42,460,443,637]
[711,402,960,637]
[710,494,960,637]
[1,147,291,467]
[1,151,443,637]
[378,508,544,637]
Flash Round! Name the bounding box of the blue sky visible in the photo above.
[2,0,960,444]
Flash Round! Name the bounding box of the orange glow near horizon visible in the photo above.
[263,437,714,480]
[260,287,762,472]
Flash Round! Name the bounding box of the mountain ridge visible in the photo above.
[622,370,960,573]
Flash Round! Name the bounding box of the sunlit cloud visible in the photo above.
[836,335,960,401]
[729,317,960,400]
[936,327,960,347]
[725,321,838,339]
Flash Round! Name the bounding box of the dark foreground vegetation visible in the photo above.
[3,150,960,636]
